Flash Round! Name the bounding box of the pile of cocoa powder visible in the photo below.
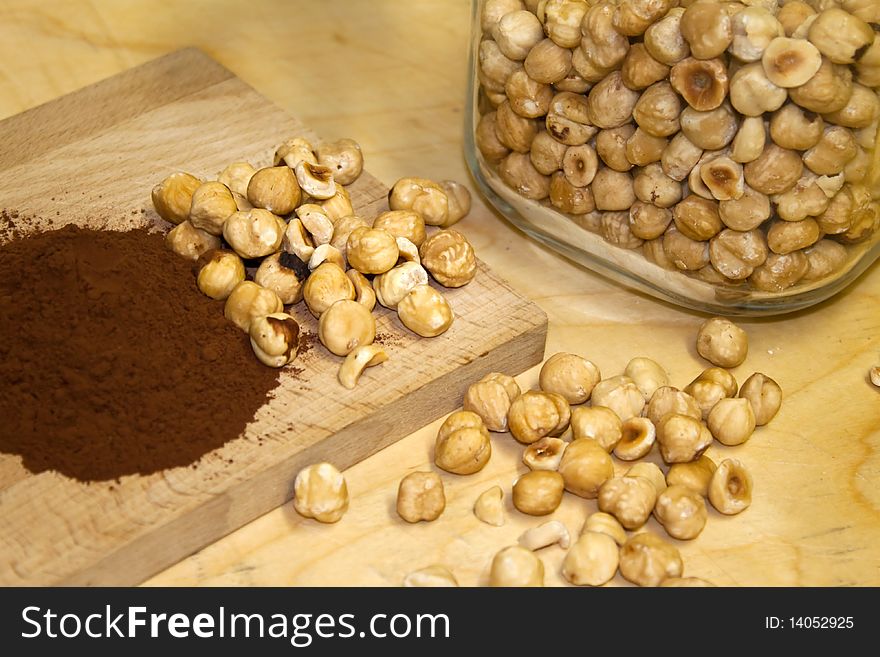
[0,219,282,482]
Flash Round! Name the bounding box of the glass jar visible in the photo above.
[465,0,880,315]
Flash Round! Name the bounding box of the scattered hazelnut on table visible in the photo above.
[538,353,601,404]
[562,531,619,586]
[419,229,477,288]
[474,485,505,527]
[598,475,658,530]
[295,161,337,200]
[434,411,491,475]
[654,484,708,540]
[684,366,738,419]
[389,177,450,227]
[346,269,376,312]
[337,345,388,389]
[619,532,683,587]
[403,565,458,588]
[709,458,753,515]
[396,284,454,337]
[374,262,429,309]
[646,386,702,425]
[249,312,300,368]
[582,512,627,546]
[624,357,668,402]
[590,375,645,421]
[508,390,565,444]
[188,181,238,235]
[165,221,220,261]
[246,166,301,216]
[696,317,749,368]
[656,413,713,464]
[222,209,285,259]
[666,455,717,497]
[293,462,349,524]
[152,171,201,225]
[397,471,446,523]
[522,437,568,471]
[489,545,544,587]
[347,226,399,275]
[512,470,565,516]
[274,136,317,169]
[373,210,427,248]
[464,372,520,432]
[518,520,570,551]
[254,252,307,305]
[557,438,614,499]
[570,406,623,453]
[708,397,757,446]
[318,299,376,357]
[626,462,666,496]
[217,161,256,197]
[738,372,783,425]
[303,262,355,317]
[223,281,283,333]
[614,416,656,461]
[316,138,363,186]
[195,249,245,300]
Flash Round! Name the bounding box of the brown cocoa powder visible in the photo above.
[0,222,281,481]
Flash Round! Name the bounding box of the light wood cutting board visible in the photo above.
[0,48,547,585]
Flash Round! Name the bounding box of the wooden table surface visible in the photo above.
[1,0,878,587]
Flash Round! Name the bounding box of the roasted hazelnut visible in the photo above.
[671,58,729,111]
[748,250,809,291]
[730,62,787,116]
[293,462,348,523]
[580,3,630,70]
[571,405,623,452]
[632,81,683,138]
[542,0,589,48]
[767,217,821,254]
[626,129,669,167]
[619,532,683,587]
[433,410,491,475]
[614,416,657,461]
[731,117,767,164]
[778,1,816,37]
[666,454,716,497]
[673,195,723,241]
[545,91,596,146]
[823,84,880,130]
[739,371,782,425]
[680,1,733,60]
[662,227,711,271]
[592,168,637,211]
[709,228,768,280]
[719,185,771,230]
[195,249,245,300]
[218,161,256,197]
[761,36,823,88]
[629,202,673,240]
[562,532,619,586]
[696,316,748,368]
[770,104,824,151]
[708,458,753,515]
[621,357,668,402]
[597,125,637,172]
[588,72,642,130]
[744,144,803,195]
[499,152,551,199]
[592,375,646,421]
[602,212,645,249]
[418,229,477,288]
[529,131,568,175]
[522,437,568,471]
[316,138,363,186]
[224,281,283,333]
[807,7,875,65]
[320,185,355,224]
[480,0,523,33]
[436,180,471,229]
[493,9,544,60]
[512,470,565,515]
[680,103,739,150]
[397,471,446,523]
[294,161,336,200]
[558,438,614,498]
[661,132,704,181]
[597,475,657,531]
[549,172,596,214]
[327,214,367,259]
[654,485,708,540]
[687,149,722,200]
[222,209,283,259]
[539,352,601,404]
[508,390,569,443]
[252,252,304,304]
[344,226,396,274]
[644,7,690,65]
[295,204,333,246]
[621,43,671,91]
[730,6,784,62]
[837,196,878,244]
[249,312,300,368]
[303,262,355,317]
[166,220,220,261]
[523,38,572,84]
[396,284,454,337]
[372,262,428,310]
[656,413,712,464]
[803,239,848,281]
[152,171,201,225]
[505,69,553,119]
[700,156,745,201]
[372,210,427,248]
[389,177,450,226]
[788,57,854,114]
[803,126,858,176]
[344,269,375,312]
[476,112,511,163]
[338,344,387,389]
[582,511,627,546]
[707,396,756,446]
[855,38,880,88]
[317,299,375,357]
[563,144,599,187]
[245,166,301,216]
[188,181,238,235]
[489,545,544,587]
[274,136,317,169]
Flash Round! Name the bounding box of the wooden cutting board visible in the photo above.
[0,49,547,585]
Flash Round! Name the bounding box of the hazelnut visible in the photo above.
[389,177,450,226]
[762,36,823,88]
[632,81,683,138]
[464,372,520,432]
[294,161,336,200]
[662,227,711,271]
[542,0,589,48]
[489,545,544,587]
[320,186,355,224]
[397,284,454,337]
[643,237,677,269]
[545,91,596,146]
[570,405,623,452]
[512,470,565,515]
[803,126,858,176]
[479,38,520,91]
[803,239,849,281]
[303,262,355,317]
[249,312,300,368]
[599,475,658,530]
[673,195,723,241]
[767,218,821,254]
[346,226,398,274]
[582,512,627,546]
[246,166,301,216]
[316,138,363,186]
[592,375,646,421]
[587,72,642,131]
[671,57,729,111]
[730,6,784,62]
[644,7,690,65]
[666,454,717,497]
[719,186,771,231]
[529,131,568,175]
[580,3,630,70]
[744,144,803,195]
[152,172,201,225]
[619,532,683,587]
[554,69,591,94]
[397,471,446,523]
[707,397,757,446]
[223,209,284,259]
[730,62,787,116]
[492,9,544,60]
[274,136,317,169]
[438,180,472,227]
[629,202,673,240]
[626,129,669,167]
[508,390,569,443]
[296,204,334,246]
[770,104,824,151]
[317,299,376,357]
[597,125,637,172]
[522,437,568,471]
[474,485,505,527]
[329,214,368,259]
[748,250,810,291]
[683,366,738,419]
[403,565,458,588]
[419,229,477,288]
[627,462,667,497]
[223,281,283,333]
[709,228,768,280]
[557,438,614,498]
[505,69,554,119]
[777,1,816,37]
[217,161,256,197]
[372,210,427,247]
[708,458,753,515]
[656,413,712,464]
[624,357,668,401]
[338,344,388,389]
[680,1,733,60]
[700,156,745,202]
[855,38,880,88]
[731,117,767,164]
[602,212,645,250]
[788,57,854,114]
[195,249,245,300]
[739,372,782,425]
[309,244,346,271]
[166,220,220,261]
[293,462,349,523]
[252,252,305,305]
[188,181,238,235]
[282,217,315,263]
[621,43,671,91]
[696,316,748,368]
[680,103,739,150]
[563,144,599,186]
[592,168,636,211]
[372,262,427,310]
[434,410,491,475]
[807,7,875,65]
[654,485,708,540]
[524,38,572,84]
[614,416,657,461]
[499,152,552,199]
[539,352,601,404]
[661,132,704,181]
[562,532,619,586]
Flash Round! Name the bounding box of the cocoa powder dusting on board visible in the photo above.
[0,222,282,481]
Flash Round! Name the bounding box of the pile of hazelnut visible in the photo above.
[291,316,783,587]
[155,137,477,387]
[475,0,880,293]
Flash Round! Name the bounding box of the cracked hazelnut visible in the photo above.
[274,136,317,169]
[474,485,505,526]
[246,166,301,215]
[223,281,283,333]
[666,454,716,496]
[788,57,853,114]
[621,43,671,91]
[303,262,355,317]
[309,244,346,271]
[671,57,729,111]
[808,7,875,65]
[719,186,771,231]
[294,161,336,200]
[338,344,388,389]
[320,185,355,224]
[731,117,767,164]
[282,217,314,262]
[633,81,683,138]
[522,437,568,471]
[744,144,803,195]
[223,209,284,259]
[680,1,733,60]
[673,195,723,241]
[316,138,363,186]
[762,36,823,87]
[493,9,544,60]
[152,172,201,225]
[644,7,690,65]
[397,471,446,523]
[661,132,704,181]
[562,531,619,586]
[598,475,657,530]
[619,532,683,587]
[296,203,334,245]
[513,470,565,515]
[249,312,300,368]
[582,512,627,546]
[166,220,220,261]
[293,462,348,523]
[571,405,623,452]
[730,62,787,116]
[654,485,708,540]
[738,372,782,425]
[434,410,491,475]
[539,352,601,404]
[592,168,637,211]
[254,252,307,304]
[748,250,809,291]
[656,413,713,463]
[318,299,376,357]
[489,545,544,587]
[588,72,642,130]
[614,416,657,461]
[709,228,769,280]
[662,227,710,271]
[189,181,238,235]
[700,157,745,201]
[708,458,753,515]
[519,520,571,551]
[558,438,614,498]
[397,284,454,337]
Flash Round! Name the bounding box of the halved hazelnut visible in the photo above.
[670,58,729,111]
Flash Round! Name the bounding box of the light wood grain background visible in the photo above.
[0,0,878,586]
